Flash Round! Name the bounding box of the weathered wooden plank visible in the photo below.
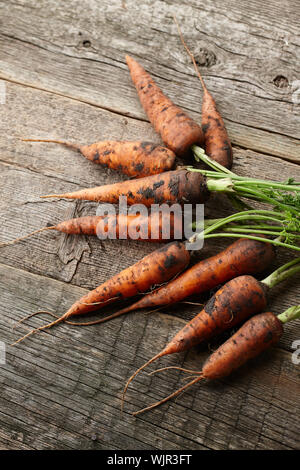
[0,263,299,450]
[0,0,299,161]
[0,1,299,451]
[0,80,299,354]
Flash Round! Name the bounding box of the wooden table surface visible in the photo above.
[0,0,299,450]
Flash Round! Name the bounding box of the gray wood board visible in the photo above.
[0,0,299,162]
[0,79,299,451]
[0,0,299,451]
[0,263,299,450]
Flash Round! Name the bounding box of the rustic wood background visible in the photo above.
[0,0,299,450]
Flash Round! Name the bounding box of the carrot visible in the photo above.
[126,55,204,156]
[40,169,210,207]
[12,241,190,345]
[154,274,268,355]
[200,311,283,379]
[133,312,284,415]
[0,212,184,247]
[199,77,233,169]
[109,237,275,322]
[174,16,233,168]
[22,139,176,178]
[122,258,300,413]
[133,304,300,415]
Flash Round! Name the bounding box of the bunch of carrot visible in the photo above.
[3,19,299,418]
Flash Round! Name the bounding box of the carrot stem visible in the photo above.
[203,233,300,251]
[206,178,234,192]
[190,168,300,189]
[223,224,283,230]
[223,228,298,237]
[192,145,234,175]
[278,305,300,323]
[198,211,287,234]
[262,258,300,288]
[234,180,300,192]
[191,209,300,251]
[191,145,300,214]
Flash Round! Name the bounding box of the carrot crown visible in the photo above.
[192,209,300,252]
[262,257,300,289]
[278,305,300,324]
[191,145,300,217]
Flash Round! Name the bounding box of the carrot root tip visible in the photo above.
[132,373,204,416]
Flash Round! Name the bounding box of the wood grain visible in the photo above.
[0,263,299,450]
[0,0,299,161]
[0,0,299,450]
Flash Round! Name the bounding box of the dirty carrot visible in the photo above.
[132,304,300,415]
[122,258,300,411]
[0,212,184,247]
[107,237,275,323]
[23,139,176,178]
[40,151,300,215]
[40,169,210,207]
[126,55,204,156]
[174,16,233,168]
[12,241,190,345]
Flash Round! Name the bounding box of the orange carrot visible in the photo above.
[107,237,275,322]
[152,274,268,356]
[201,312,283,378]
[174,17,233,168]
[0,213,184,247]
[122,275,267,406]
[40,169,210,207]
[133,311,285,415]
[122,258,300,413]
[13,241,190,345]
[126,55,204,156]
[23,139,176,178]
[199,74,233,169]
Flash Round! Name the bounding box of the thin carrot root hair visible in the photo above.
[137,268,185,296]
[21,138,80,152]
[13,309,112,331]
[80,296,120,306]
[0,226,56,248]
[181,374,201,383]
[173,15,207,91]
[82,305,164,328]
[132,373,204,416]
[13,296,160,336]
[179,301,204,306]
[121,351,165,413]
[224,311,235,324]
[40,194,69,199]
[12,310,58,330]
[173,375,203,403]
[11,315,65,346]
[148,366,202,377]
